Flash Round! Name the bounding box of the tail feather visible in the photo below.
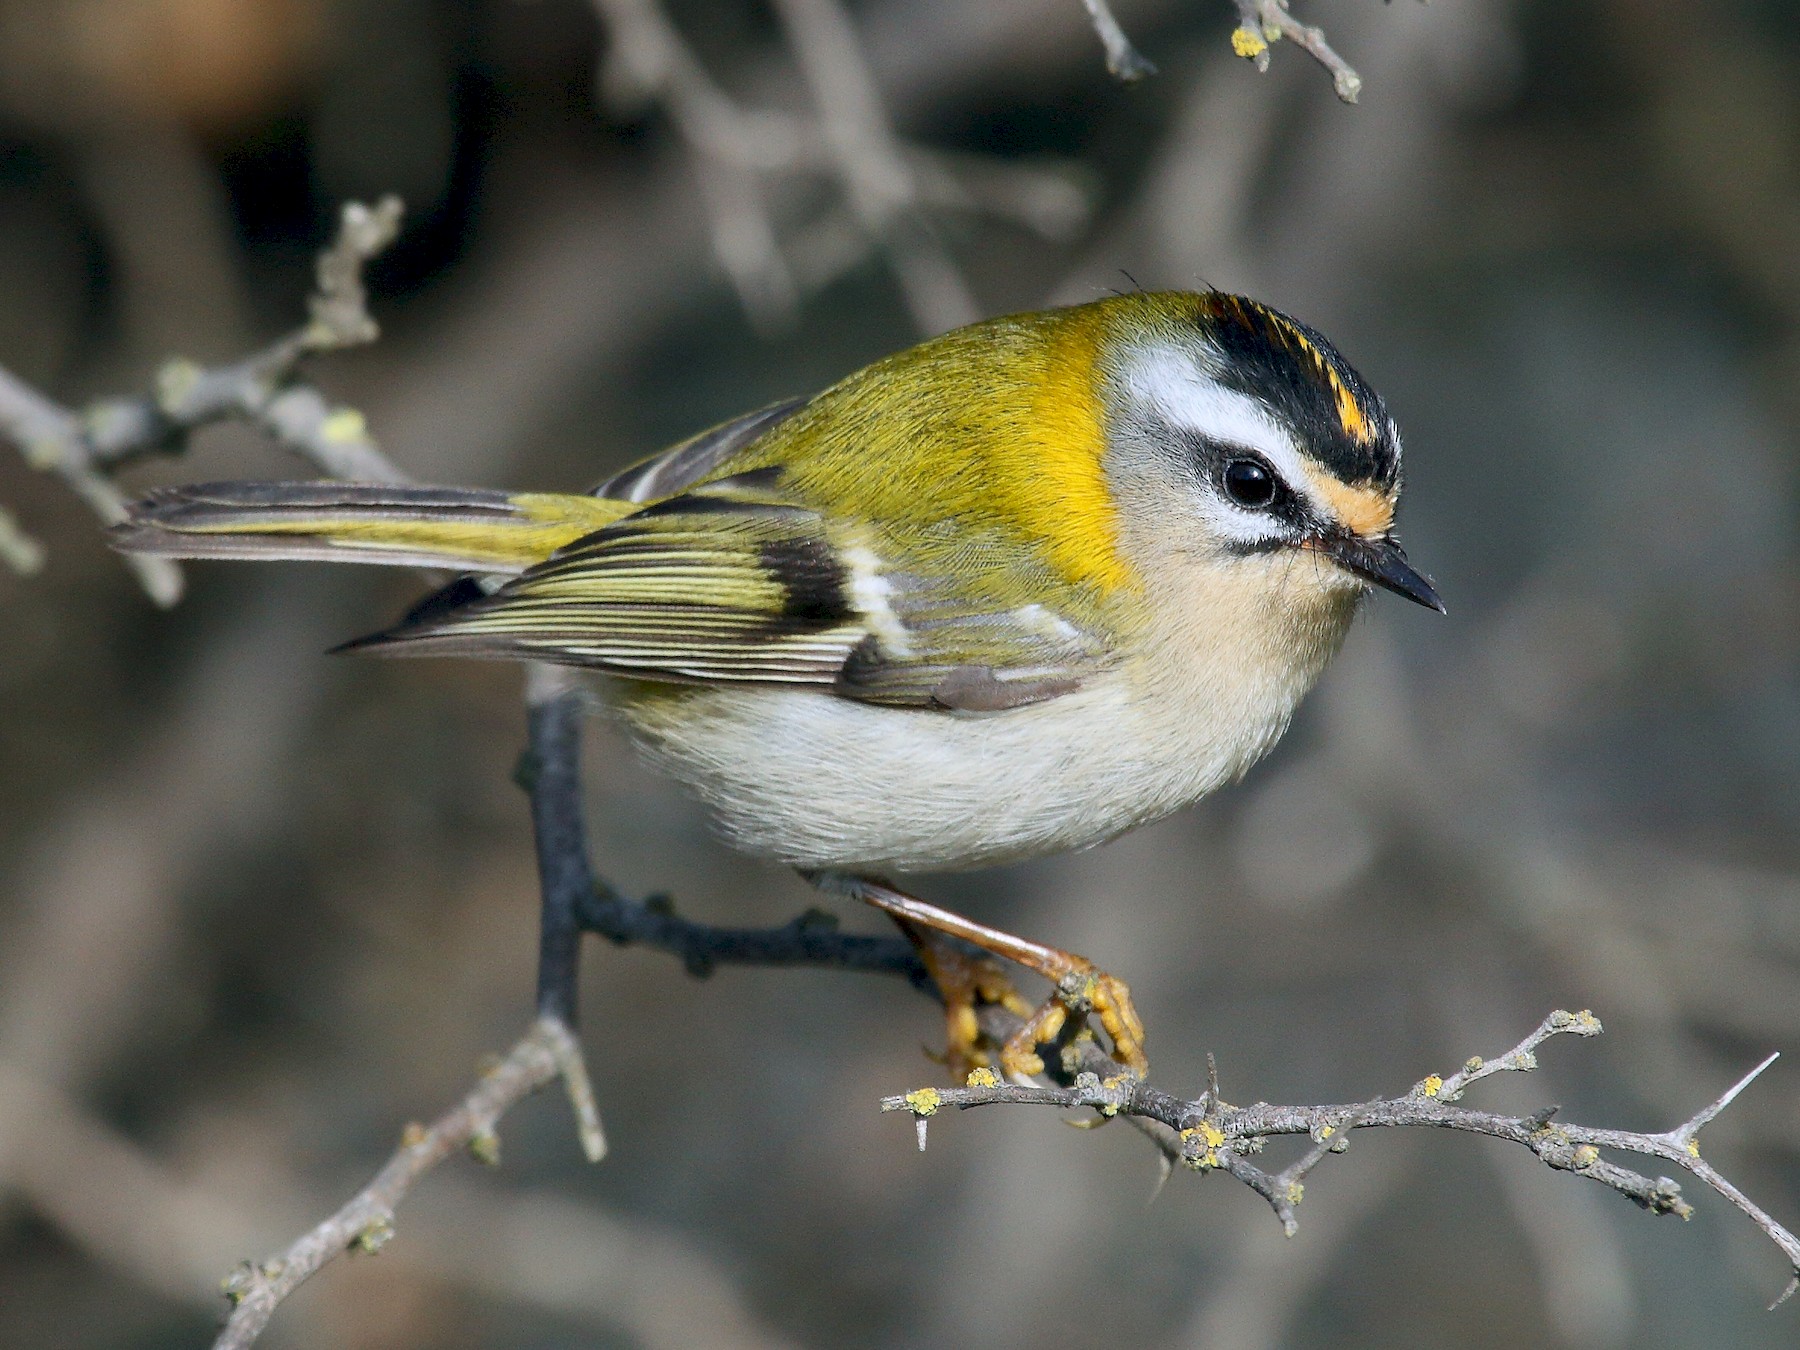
[112,481,632,574]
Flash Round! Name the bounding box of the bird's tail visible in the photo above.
[111,481,632,574]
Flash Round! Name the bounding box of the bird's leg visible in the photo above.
[811,873,1149,1081]
[885,915,1034,1082]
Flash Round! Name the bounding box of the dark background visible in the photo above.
[3,1,1799,1346]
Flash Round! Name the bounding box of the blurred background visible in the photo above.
[2,0,1799,1346]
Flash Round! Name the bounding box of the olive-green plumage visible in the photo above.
[114,290,1435,872]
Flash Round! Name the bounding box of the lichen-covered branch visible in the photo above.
[882,1010,1800,1309]
[1230,0,1377,104]
[1074,0,1399,101]
[0,197,406,604]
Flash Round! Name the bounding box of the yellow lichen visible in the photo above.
[1230,25,1267,58]
[1464,1057,1484,1072]
[1287,1181,1305,1207]
[353,1217,394,1255]
[1180,1122,1227,1170]
[1099,1073,1132,1116]
[155,358,202,412]
[965,1067,999,1089]
[1571,1144,1600,1169]
[322,406,368,443]
[1420,1074,1444,1098]
[905,1087,943,1117]
[1687,1138,1701,1158]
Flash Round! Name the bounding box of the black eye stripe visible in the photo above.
[1169,426,1320,530]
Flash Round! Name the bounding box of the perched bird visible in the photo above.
[115,290,1440,1080]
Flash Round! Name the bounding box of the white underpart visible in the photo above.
[614,554,1359,873]
[1119,342,1334,545]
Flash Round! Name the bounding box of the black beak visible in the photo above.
[1316,533,1445,613]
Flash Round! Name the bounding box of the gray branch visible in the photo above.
[0,197,407,605]
[211,1016,593,1350]
[1080,0,1157,82]
[1230,0,1389,104]
[882,1009,1800,1309]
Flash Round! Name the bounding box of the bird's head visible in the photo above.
[1098,292,1442,617]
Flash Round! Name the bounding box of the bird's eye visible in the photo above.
[1222,459,1277,509]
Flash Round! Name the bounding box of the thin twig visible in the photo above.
[0,198,407,604]
[591,0,1009,333]
[0,501,46,576]
[881,1010,1800,1304]
[210,1016,581,1350]
[0,364,184,604]
[771,0,978,332]
[1231,0,1367,103]
[1080,0,1158,82]
[84,196,406,480]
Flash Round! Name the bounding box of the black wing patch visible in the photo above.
[343,486,866,685]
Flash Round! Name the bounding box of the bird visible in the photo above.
[114,290,1441,1082]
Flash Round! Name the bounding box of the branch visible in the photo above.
[1074,0,1401,101]
[0,362,183,604]
[1230,0,1374,104]
[211,1015,586,1350]
[772,0,979,332]
[221,684,1800,1344]
[881,1010,1800,1309]
[1080,0,1157,82]
[590,0,1083,333]
[0,197,406,604]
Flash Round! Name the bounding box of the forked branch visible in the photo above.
[883,1010,1800,1309]
[0,197,406,605]
[209,685,1800,1349]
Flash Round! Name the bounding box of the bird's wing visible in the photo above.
[350,468,1112,709]
[589,398,811,503]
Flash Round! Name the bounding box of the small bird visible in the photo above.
[115,291,1440,1080]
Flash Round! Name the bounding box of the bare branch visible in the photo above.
[879,1011,1800,1303]
[1231,0,1368,104]
[590,0,1027,333]
[211,1015,586,1350]
[0,363,185,604]
[772,0,978,332]
[209,677,915,1348]
[190,660,1800,1344]
[1080,0,1158,82]
[0,197,407,603]
[83,196,406,481]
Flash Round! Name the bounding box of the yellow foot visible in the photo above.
[892,918,1034,1083]
[816,873,1150,1081]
